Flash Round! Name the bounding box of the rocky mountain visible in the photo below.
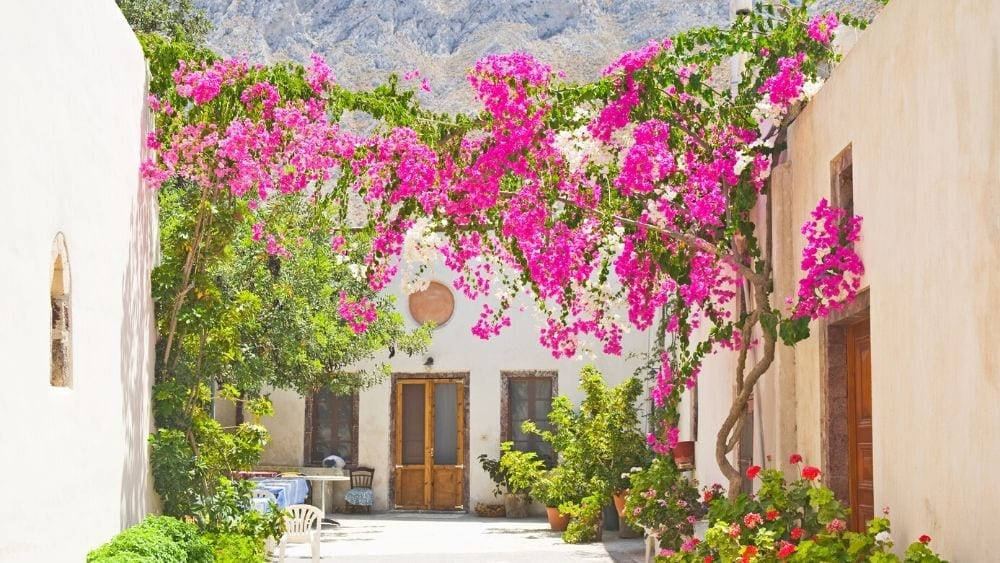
[195,0,881,113]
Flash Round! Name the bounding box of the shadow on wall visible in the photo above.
[119,97,158,528]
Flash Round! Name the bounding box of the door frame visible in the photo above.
[821,288,870,522]
[388,372,470,511]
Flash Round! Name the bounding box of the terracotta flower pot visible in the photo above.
[545,506,571,531]
[672,440,695,468]
[612,491,627,518]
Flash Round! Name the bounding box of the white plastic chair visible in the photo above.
[279,504,323,562]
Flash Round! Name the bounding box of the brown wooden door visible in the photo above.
[847,319,874,530]
[394,379,464,510]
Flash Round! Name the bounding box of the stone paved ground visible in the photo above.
[273,511,646,562]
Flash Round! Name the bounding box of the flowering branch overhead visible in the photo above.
[141,0,869,496]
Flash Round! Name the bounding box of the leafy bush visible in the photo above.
[531,465,587,508]
[477,450,515,497]
[661,457,947,562]
[192,477,285,542]
[622,456,703,550]
[87,515,210,563]
[202,532,266,563]
[497,442,545,497]
[519,367,647,538]
[558,492,604,543]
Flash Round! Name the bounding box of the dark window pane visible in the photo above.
[508,377,554,462]
[402,384,425,464]
[310,389,355,464]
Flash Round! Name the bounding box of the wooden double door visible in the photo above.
[393,377,466,510]
[847,318,874,530]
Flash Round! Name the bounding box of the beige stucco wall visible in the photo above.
[709,1,1000,560]
[258,260,653,511]
[0,2,156,561]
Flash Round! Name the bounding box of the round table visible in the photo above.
[303,475,350,523]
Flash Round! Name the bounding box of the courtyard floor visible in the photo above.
[273,511,647,562]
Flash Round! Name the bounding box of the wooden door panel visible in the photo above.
[396,467,426,508]
[848,319,874,531]
[431,467,463,509]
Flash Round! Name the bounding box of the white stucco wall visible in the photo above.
[0,2,156,561]
[696,2,1000,560]
[258,259,654,511]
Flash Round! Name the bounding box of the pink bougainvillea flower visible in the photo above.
[807,12,839,45]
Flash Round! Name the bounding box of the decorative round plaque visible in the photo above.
[408,281,455,327]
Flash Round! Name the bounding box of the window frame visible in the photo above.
[500,370,557,462]
[303,389,359,467]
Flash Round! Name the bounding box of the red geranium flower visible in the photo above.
[747,465,762,479]
[765,509,780,521]
[740,545,758,563]
[790,527,805,540]
[743,512,764,529]
[919,534,931,544]
[789,453,803,464]
[703,490,713,502]
[801,465,821,480]
[777,541,797,559]
[704,557,713,563]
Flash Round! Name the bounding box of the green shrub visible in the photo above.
[202,532,266,563]
[559,493,604,544]
[87,515,211,563]
[87,525,185,563]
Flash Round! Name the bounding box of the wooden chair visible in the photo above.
[344,466,374,513]
[278,504,322,562]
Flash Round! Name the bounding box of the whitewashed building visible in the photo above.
[683,2,1000,560]
[235,259,655,512]
[0,2,157,561]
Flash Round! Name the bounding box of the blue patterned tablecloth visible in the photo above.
[251,477,309,511]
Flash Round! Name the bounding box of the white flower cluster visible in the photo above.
[553,127,613,174]
[400,217,444,295]
[751,79,825,125]
[599,225,626,260]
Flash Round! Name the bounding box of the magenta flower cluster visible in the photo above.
[793,198,864,319]
[142,36,864,453]
[807,12,840,45]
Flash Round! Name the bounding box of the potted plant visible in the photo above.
[497,442,544,518]
[622,456,703,551]
[518,367,649,541]
[531,466,586,531]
